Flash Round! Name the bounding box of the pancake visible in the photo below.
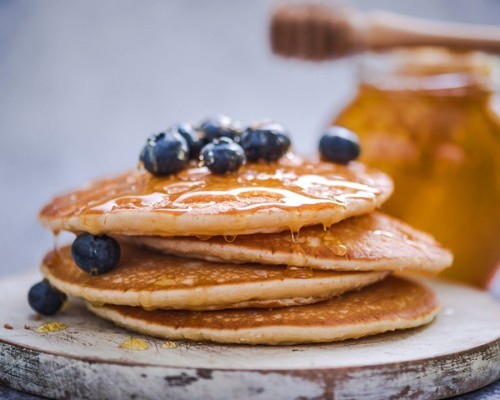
[39,155,393,237]
[42,244,389,311]
[125,212,453,273]
[86,276,439,345]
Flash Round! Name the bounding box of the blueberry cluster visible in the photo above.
[140,115,292,176]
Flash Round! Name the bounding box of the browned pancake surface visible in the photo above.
[42,244,388,310]
[129,212,453,272]
[39,155,393,236]
[88,276,439,344]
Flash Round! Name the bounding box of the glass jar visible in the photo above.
[333,48,500,288]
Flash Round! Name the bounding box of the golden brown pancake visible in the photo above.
[125,212,453,273]
[87,276,439,345]
[42,244,389,311]
[39,155,393,237]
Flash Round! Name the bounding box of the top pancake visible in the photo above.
[39,155,393,236]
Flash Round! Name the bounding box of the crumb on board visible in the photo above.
[3,323,13,330]
[24,325,31,330]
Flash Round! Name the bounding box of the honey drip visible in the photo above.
[223,235,237,243]
[35,322,68,333]
[291,242,306,258]
[53,156,381,218]
[332,244,348,257]
[52,231,60,251]
[196,236,212,242]
[290,230,300,244]
[321,230,348,257]
[284,266,314,279]
[118,337,149,350]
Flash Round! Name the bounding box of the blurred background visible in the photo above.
[1,0,500,278]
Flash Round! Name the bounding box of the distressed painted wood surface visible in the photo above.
[0,271,498,400]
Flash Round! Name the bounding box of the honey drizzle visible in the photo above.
[290,229,300,244]
[223,235,237,243]
[52,230,61,255]
[59,156,382,217]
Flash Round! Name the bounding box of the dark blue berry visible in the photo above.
[200,138,246,175]
[140,131,189,176]
[199,114,242,143]
[319,126,360,164]
[240,121,291,162]
[71,233,121,275]
[28,280,67,315]
[170,122,203,159]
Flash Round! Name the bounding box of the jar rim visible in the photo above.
[358,47,500,95]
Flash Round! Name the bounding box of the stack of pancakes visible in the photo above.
[39,155,452,345]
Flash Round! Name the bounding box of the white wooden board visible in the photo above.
[0,271,499,399]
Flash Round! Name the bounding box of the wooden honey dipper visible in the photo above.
[270,4,500,60]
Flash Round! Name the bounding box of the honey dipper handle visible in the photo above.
[365,11,500,52]
[270,5,500,60]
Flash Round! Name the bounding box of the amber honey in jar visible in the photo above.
[333,48,500,287]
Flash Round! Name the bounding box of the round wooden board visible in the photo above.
[0,271,498,400]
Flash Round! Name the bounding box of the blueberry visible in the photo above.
[319,126,360,164]
[71,233,121,275]
[140,131,189,176]
[199,114,242,143]
[169,122,203,159]
[240,121,291,162]
[28,280,67,315]
[200,138,246,174]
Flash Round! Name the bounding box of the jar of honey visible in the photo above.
[333,48,500,287]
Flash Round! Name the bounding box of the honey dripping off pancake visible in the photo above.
[41,244,390,311]
[39,155,393,237]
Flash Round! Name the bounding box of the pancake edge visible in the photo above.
[125,238,453,273]
[86,301,440,345]
[42,262,389,310]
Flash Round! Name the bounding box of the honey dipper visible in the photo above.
[270,4,500,60]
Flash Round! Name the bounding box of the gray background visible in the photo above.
[1,0,500,277]
[0,2,499,398]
